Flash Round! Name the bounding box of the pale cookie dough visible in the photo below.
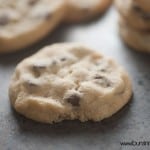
[64,0,112,23]
[115,0,150,30]
[9,43,132,123]
[0,0,66,53]
[119,19,150,53]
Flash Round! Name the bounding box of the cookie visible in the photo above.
[9,43,132,123]
[119,18,150,53]
[115,0,150,30]
[64,0,112,23]
[0,0,66,53]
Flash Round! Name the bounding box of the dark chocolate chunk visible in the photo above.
[65,94,80,107]
[0,14,10,26]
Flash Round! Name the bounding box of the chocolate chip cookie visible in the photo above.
[0,0,66,53]
[9,43,132,123]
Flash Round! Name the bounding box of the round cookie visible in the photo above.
[119,19,150,53]
[64,0,112,23]
[9,43,132,123]
[0,0,66,53]
[115,0,150,30]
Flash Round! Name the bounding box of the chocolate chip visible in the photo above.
[32,64,46,77]
[94,75,104,80]
[94,75,111,88]
[65,94,80,107]
[32,64,46,74]
[0,14,10,26]
[28,0,38,6]
[60,57,67,61]
[100,69,107,72]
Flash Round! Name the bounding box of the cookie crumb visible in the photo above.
[32,64,46,77]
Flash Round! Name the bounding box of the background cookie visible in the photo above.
[0,0,66,53]
[9,43,132,123]
[115,0,150,30]
[64,0,112,23]
[119,19,150,53]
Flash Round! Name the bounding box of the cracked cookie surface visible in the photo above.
[9,43,132,123]
[0,0,66,53]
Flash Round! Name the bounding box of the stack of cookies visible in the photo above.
[115,0,150,53]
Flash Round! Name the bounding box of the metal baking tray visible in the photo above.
[0,7,150,150]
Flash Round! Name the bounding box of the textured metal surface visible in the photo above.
[0,7,150,150]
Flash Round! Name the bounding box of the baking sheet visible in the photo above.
[0,7,150,150]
